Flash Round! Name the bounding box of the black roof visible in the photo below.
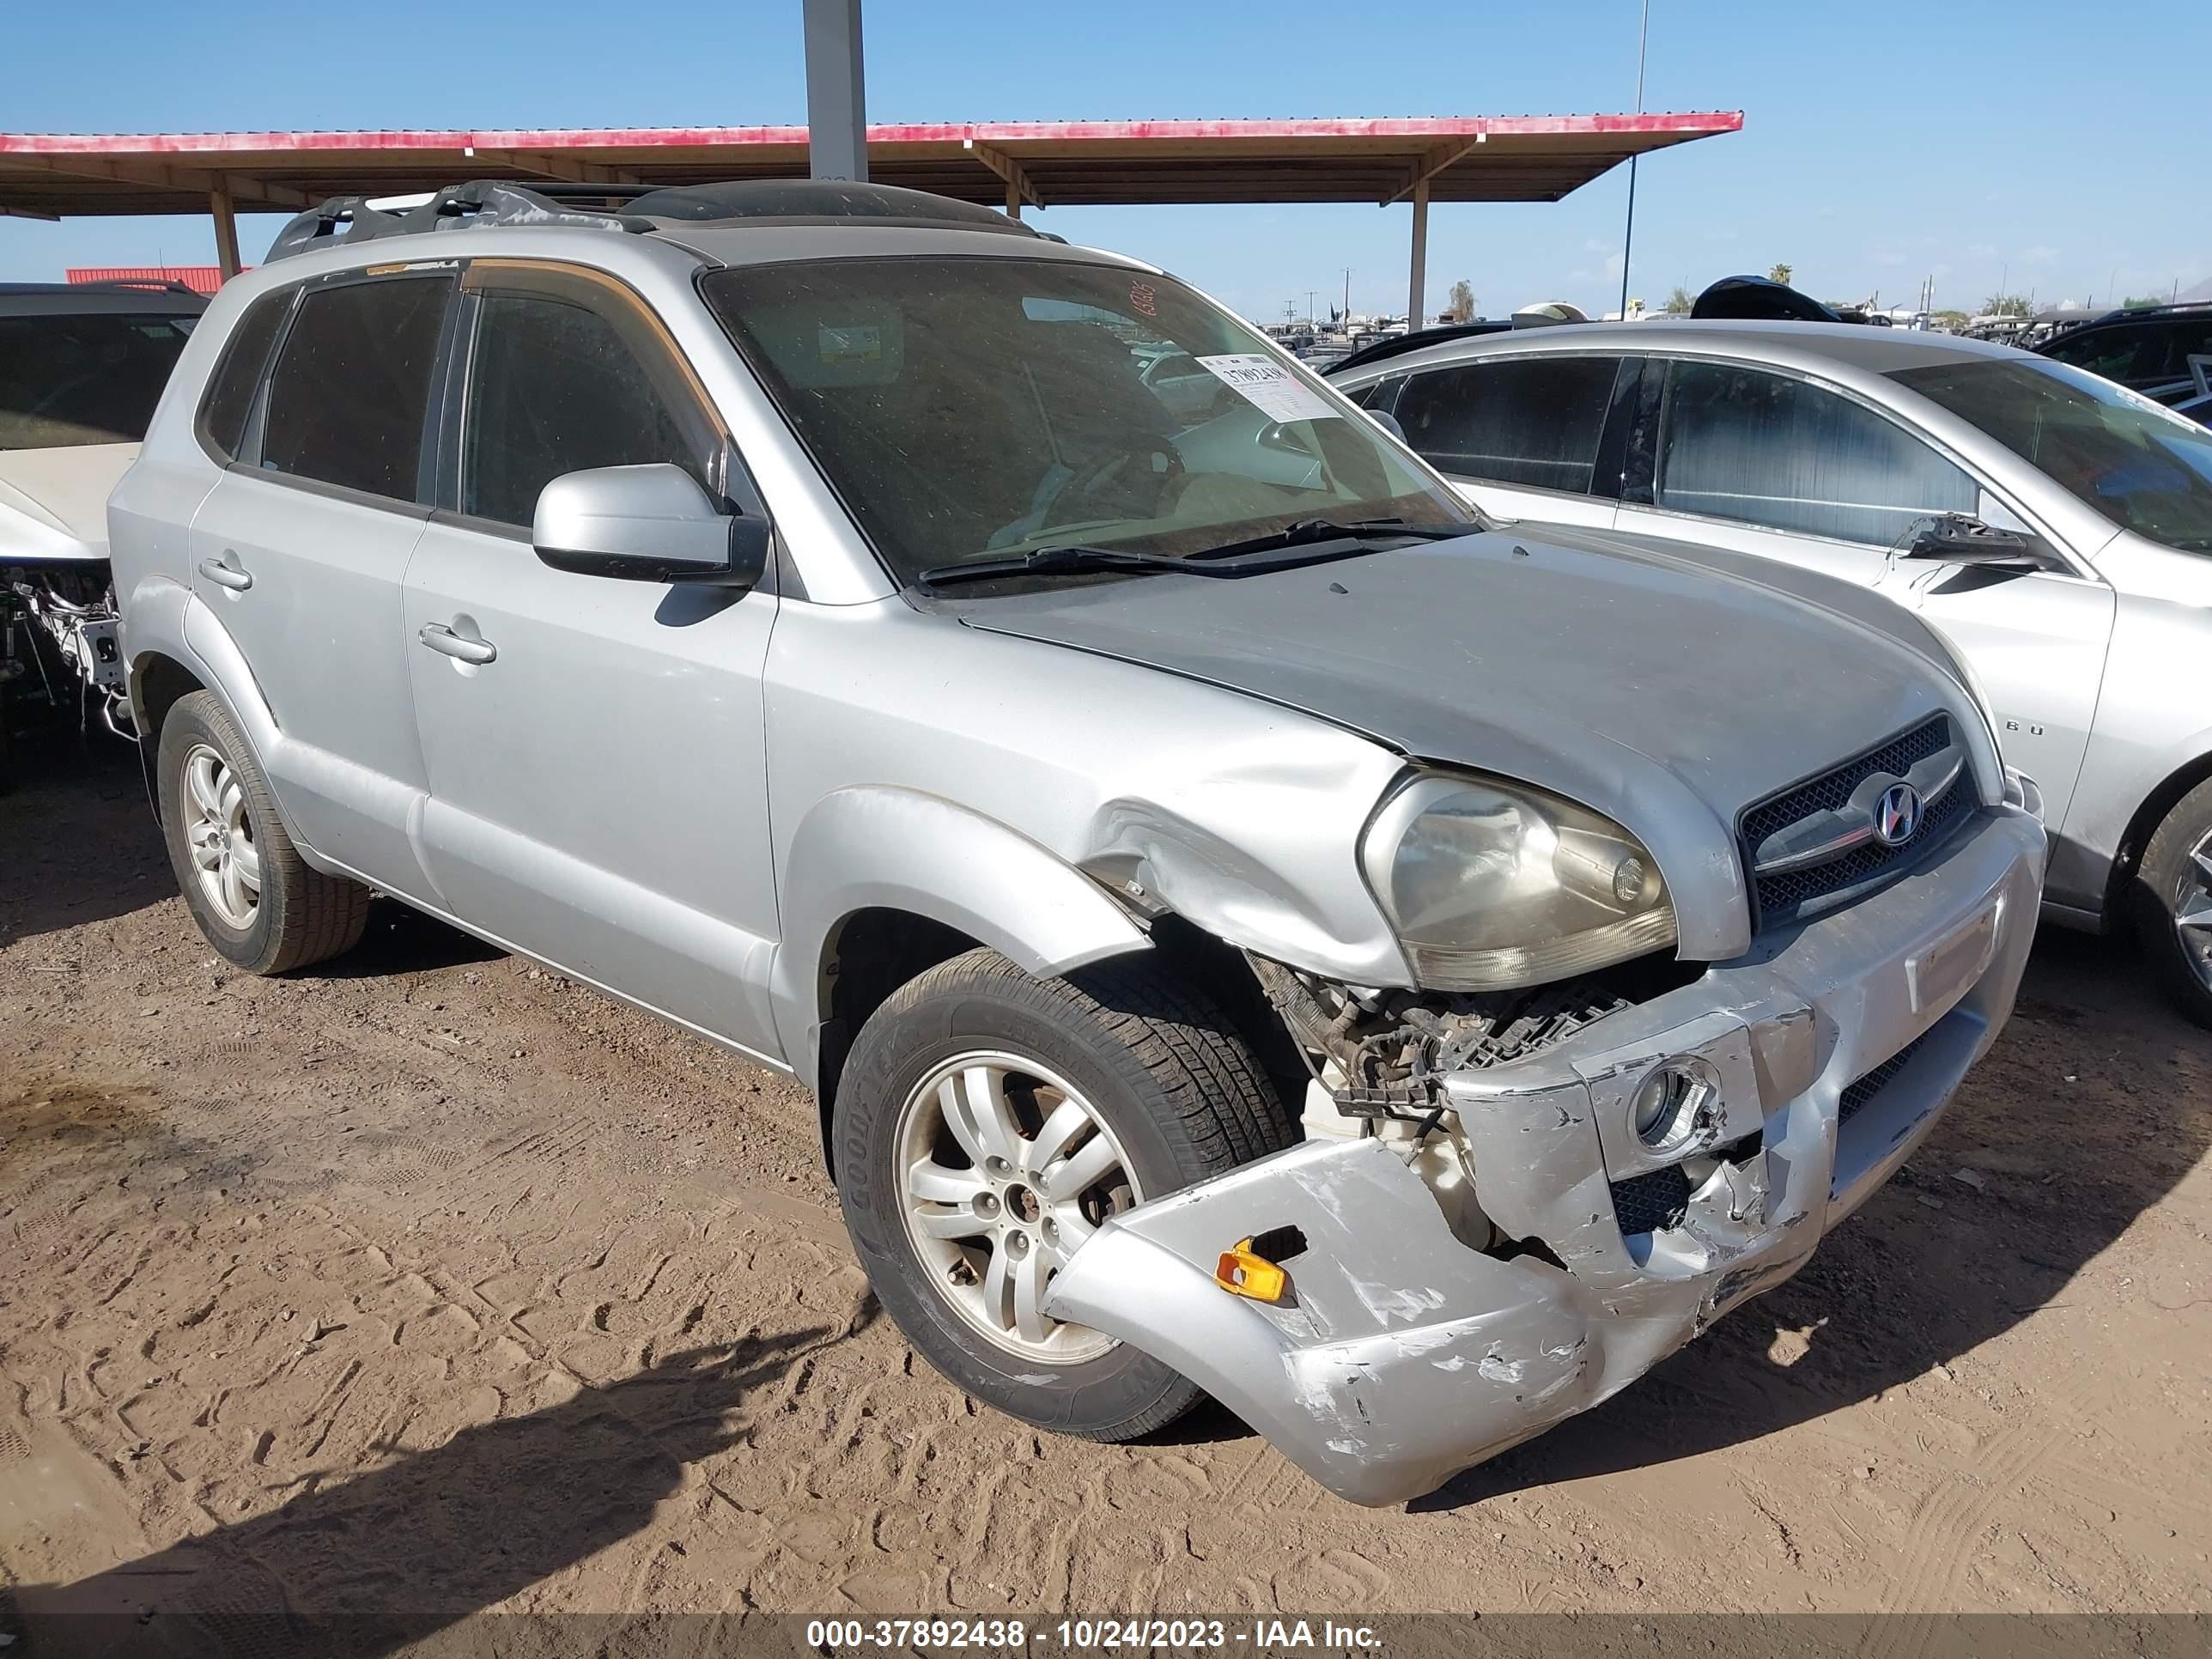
[1318,319,1515,376]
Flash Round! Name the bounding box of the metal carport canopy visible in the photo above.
[0,113,1742,314]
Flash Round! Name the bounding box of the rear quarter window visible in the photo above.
[196,289,295,461]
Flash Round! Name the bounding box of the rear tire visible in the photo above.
[2132,777,2212,1031]
[833,947,1294,1442]
[156,690,369,974]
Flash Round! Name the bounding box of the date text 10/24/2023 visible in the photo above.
[805,1620,1384,1652]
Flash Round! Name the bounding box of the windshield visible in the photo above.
[1890,357,2212,553]
[0,311,196,450]
[700,257,1470,586]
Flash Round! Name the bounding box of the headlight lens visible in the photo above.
[1361,772,1677,991]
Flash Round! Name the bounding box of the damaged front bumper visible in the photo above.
[1042,803,2045,1506]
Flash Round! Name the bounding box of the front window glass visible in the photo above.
[0,312,196,450]
[1656,362,1978,544]
[462,291,712,528]
[1893,357,2212,552]
[700,258,1467,585]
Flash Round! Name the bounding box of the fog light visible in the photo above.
[1631,1057,1721,1154]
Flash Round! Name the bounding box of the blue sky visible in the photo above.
[4,0,2204,321]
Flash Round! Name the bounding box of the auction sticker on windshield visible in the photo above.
[1195,354,1342,424]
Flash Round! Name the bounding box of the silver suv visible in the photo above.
[110,179,2046,1506]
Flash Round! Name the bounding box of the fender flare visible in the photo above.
[770,786,1152,1093]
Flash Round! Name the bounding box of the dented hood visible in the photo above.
[957,525,1985,954]
[0,443,136,560]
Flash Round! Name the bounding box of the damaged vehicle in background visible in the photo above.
[109,179,2045,1505]
[0,280,204,783]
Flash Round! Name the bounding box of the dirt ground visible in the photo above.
[2,742,2209,1650]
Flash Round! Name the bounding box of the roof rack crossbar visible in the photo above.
[264,179,650,264]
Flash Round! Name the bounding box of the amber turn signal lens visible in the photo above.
[1215,1238,1287,1303]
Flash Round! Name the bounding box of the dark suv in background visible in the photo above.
[2038,303,2212,424]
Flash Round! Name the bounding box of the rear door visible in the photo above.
[1387,353,1625,529]
[186,268,453,890]
[401,259,784,1058]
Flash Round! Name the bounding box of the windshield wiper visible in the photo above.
[1183,517,1474,562]
[915,519,1478,591]
[915,544,1202,588]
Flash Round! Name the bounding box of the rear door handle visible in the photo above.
[198,555,252,591]
[417,623,497,665]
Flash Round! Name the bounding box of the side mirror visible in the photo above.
[532,464,769,591]
[1902,512,2045,569]
[1364,408,1409,444]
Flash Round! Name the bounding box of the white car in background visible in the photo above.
[1,279,205,776]
[1333,322,2212,1025]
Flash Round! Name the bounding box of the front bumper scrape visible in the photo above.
[1041,1136,1603,1507]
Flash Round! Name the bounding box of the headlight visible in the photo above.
[1361,772,1677,992]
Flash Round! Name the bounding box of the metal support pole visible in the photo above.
[804,0,868,182]
[1407,179,1429,330]
[210,180,240,280]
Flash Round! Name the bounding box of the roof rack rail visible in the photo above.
[264,179,652,264]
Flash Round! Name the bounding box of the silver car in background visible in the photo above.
[108,182,2044,1505]
[1334,323,2212,1024]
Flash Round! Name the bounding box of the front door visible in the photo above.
[400,260,784,1060]
[186,269,453,890]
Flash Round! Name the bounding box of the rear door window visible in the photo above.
[259,275,453,502]
[1391,356,1620,495]
[1655,362,1977,545]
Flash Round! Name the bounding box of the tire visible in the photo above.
[833,946,1295,1442]
[2133,777,2212,1031]
[156,690,369,975]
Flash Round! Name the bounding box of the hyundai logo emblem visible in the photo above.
[1873,781,1923,848]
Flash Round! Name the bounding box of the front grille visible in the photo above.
[1837,1033,1930,1127]
[1609,1164,1692,1236]
[1741,716,1975,927]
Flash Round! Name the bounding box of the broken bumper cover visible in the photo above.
[1042,804,2045,1506]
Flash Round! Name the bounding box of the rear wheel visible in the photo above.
[2134,778,2212,1030]
[157,691,369,974]
[833,947,1293,1441]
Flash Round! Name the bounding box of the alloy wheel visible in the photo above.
[894,1051,1141,1364]
[2175,828,2212,994]
[181,741,260,930]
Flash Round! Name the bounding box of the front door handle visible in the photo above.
[417,623,497,665]
[198,555,252,591]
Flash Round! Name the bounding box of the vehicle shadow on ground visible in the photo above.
[1413,926,2212,1511]
[14,1327,854,1658]
[0,738,168,949]
[319,896,508,978]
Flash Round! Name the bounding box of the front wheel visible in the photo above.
[832,947,1293,1442]
[2133,777,2212,1030]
